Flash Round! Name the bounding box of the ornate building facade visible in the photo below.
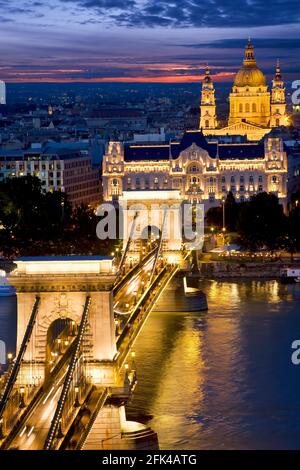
[200,40,289,141]
[102,130,287,213]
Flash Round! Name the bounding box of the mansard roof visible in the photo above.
[218,143,265,160]
[123,130,265,162]
[124,144,170,161]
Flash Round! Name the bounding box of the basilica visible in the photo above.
[200,39,289,141]
[102,40,288,213]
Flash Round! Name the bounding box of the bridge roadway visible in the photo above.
[3,340,77,450]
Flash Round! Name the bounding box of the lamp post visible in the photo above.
[19,387,26,408]
[222,197,226,232]
[74,386,80,407]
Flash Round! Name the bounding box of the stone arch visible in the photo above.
[33,293,88,363]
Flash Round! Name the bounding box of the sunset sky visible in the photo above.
[0,0,299,82]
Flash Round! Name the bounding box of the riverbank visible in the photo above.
[199,259,300,279]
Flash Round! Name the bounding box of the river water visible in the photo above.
[126,280,300,450]
[1,280,300,449]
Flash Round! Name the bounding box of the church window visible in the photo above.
[245,103,250,113]
[252,103,257,113]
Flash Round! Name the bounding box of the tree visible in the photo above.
[205,206,222,229]
[224,191,240,232]
[237,192,287,251]
[283,207,300,261]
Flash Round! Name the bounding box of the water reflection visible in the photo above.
[127,280,300,449]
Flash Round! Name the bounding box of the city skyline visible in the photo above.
[0,0,299,83]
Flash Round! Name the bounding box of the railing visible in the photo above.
[1,340,77,450]
[0,296,41,424]
[75,387,110,450]
[149,210,166,286]
[44,296,91,450]
[115,211,138,285]
[113,246,157,296]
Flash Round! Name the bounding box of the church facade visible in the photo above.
[200,40,289,141]
[102,130,287,213]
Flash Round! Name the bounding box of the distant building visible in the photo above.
[0,80,6,105]
[102,130,288,213]
[0,144,101,207]
[200,40,290,141]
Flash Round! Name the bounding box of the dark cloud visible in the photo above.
[182,38,300,49]
[59,0,300,28]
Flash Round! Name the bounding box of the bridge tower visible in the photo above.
[119,190,184,268]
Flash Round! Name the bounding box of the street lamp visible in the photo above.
[74,386,80,407]
[19,387,26,408]
[222,197,226,232]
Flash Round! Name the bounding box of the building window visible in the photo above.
[205,120,209,128]
[221,176,226,183]
[222,186,226,193]
[240,176,244,183]
[258,175,263,183]
[231,185,235,192]
[258,185,263,192]
[240,185,245,192]
[252,103,257,113]
[249,175,254,183]
[230,176,235,183]
[111,179,120,195]
[245,103,250,113]
[276,118,280,126]
[239,104,243,113]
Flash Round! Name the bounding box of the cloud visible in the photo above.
[59,0,300,28]
[182,38,300,50]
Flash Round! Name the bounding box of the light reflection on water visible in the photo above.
[127,280,300,449]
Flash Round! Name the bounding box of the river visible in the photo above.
[1,280,300,449]
[126,280,300,450]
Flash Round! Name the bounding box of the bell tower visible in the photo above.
[270,60,288,127]
[199,65,217,131]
